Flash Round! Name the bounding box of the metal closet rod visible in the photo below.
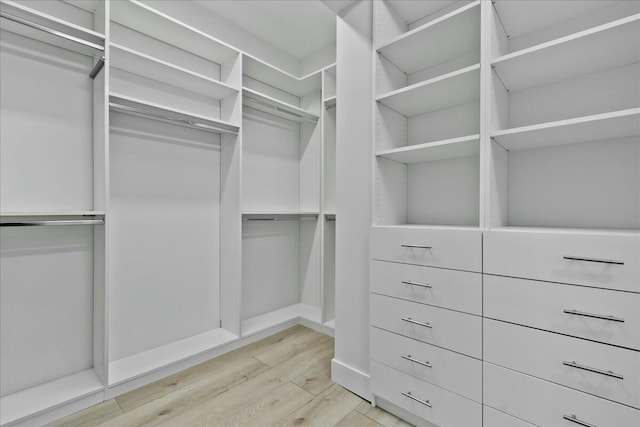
[243,96,319,123]
[0,219,104,227]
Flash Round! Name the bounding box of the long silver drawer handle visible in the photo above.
[401,244,432,249]
[401,280,432,289]
[563,309,625,323]
[563,360,623,380]
[563,414,596,427]
[401,391,432,407]
[401,317,432,328]
[563,255,624,265]
[402,354,432,368]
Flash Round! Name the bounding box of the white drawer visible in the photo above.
[371,260,481,315]
[484,319,640,408]
[371,361,481,427]
[370,226,481,272]
[484,275,640,350]
[484,406,536,427]
[370,327,482,402]
[484,362,640,427]
[370,293,481,358]
[484,230,640,292]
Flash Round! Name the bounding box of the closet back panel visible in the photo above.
[242,109,300,212]
[323,220,336,322]
[0,226,93,396]
[15,0,96,30]
[108,112,221,360]
[0,30,93,212]
[242,219,300,320]
[299,219,321,307]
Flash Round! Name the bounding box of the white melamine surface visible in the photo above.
[323,220,335,323]
[0,226,94,397]
[383,1,459,27]
[242,55,321,97]
[483,406,536,427]
[484,319,640,408]
[377,135,479,164]
[484,275,640,350]
[243,88,319,123]
[0,30,94,212]
[484,363,640,427]
[377,64,480,117]
[109,112,222,361]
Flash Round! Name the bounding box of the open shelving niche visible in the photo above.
[0,0,108,424]
[240,55,329,337]
[487,0,640,234]
[374,0,482,228]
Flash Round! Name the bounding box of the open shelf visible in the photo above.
[489,226,640,237]
[109,93,240,135]
[108,328,238,386]
[109,43,238,99]
[324,96,337,109]
[0,369,103,426]
[243,55,321,97]
[242,212,319,221]
[491,108,640,151]
[492,15,640,91]
[241,303,321,338]
[377,134,480,164]
[0,211,104,217]
[0,0,104,56]
[243,88,319,123]
[376,64,480,117]
[377,1,480,75]
[110,0,237,66]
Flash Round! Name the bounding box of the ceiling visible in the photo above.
[194,0,337,60]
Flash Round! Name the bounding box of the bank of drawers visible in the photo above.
[483,230,640,424]
[370,226,482,426]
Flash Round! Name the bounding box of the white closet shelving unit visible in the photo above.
[0,0,107,424]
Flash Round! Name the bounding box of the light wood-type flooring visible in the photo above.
[49,326,411,427]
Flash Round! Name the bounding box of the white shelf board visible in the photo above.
[377,134,480,164]
[376,64,480,117]
[110,43,238,99]
[0,369,103,426]
[0,211,105,217]
[492,15,640,91]
[386,0,458,25]
[243,88,319,123]
[109,93,240,135]
[110,0,238,65]
[377,1,480,74]
[108,328,238,386]
[492,108,640,151]
[242,55,321,96]
[373,224,481,231]
[324,96,337,109]
[0,0,104,56]
[242,212,319,221]
[241,304,321,337]
[490,226,640,237]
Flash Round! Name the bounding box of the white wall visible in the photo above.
[331,0,373,400]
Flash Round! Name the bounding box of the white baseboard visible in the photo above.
[330,358,372,401]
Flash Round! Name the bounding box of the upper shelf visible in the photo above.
[243,55,321,97]
[377,1,480,74]
[376,64,480,117]
[243,88,319,123]
[110,93,240,135]
[492,15,640,92]
[110,0,238,66]
[110,43,238,98]
[377,134,480,164]
[491,108,640,151]
[324,96,337,109]
[0,0,104,56]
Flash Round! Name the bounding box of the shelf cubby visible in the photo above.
[243,55,321,98]
[377,134,480,164]
[243,88,319,123]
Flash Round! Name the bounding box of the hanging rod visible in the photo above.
[89,56,105,79]
[1,219,104,227]
[243,97,318,123]
[109,95,240,135]
[0,11,104,52]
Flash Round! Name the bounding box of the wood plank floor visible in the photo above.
[50,326,411,427]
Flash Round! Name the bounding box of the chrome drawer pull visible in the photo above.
[563,414,596,427]
[563,309,625,323]
[401,317,432,328]
[401,391,432,407]
[401,244,432,249]
[401,280,432,289]
[563,255,624,265]
[402,354,432,368]
[563,360,623,380]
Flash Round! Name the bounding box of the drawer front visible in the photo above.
[484,405,536,427]
[371,260,482,315]
[371,361,481,427]
[484,275,640,350]
[370,226,481,272]
[370,327,482,402]
[484,230,640,292]
[484,319,640,408]
[484,362,640,427]
[370,293,481,358]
